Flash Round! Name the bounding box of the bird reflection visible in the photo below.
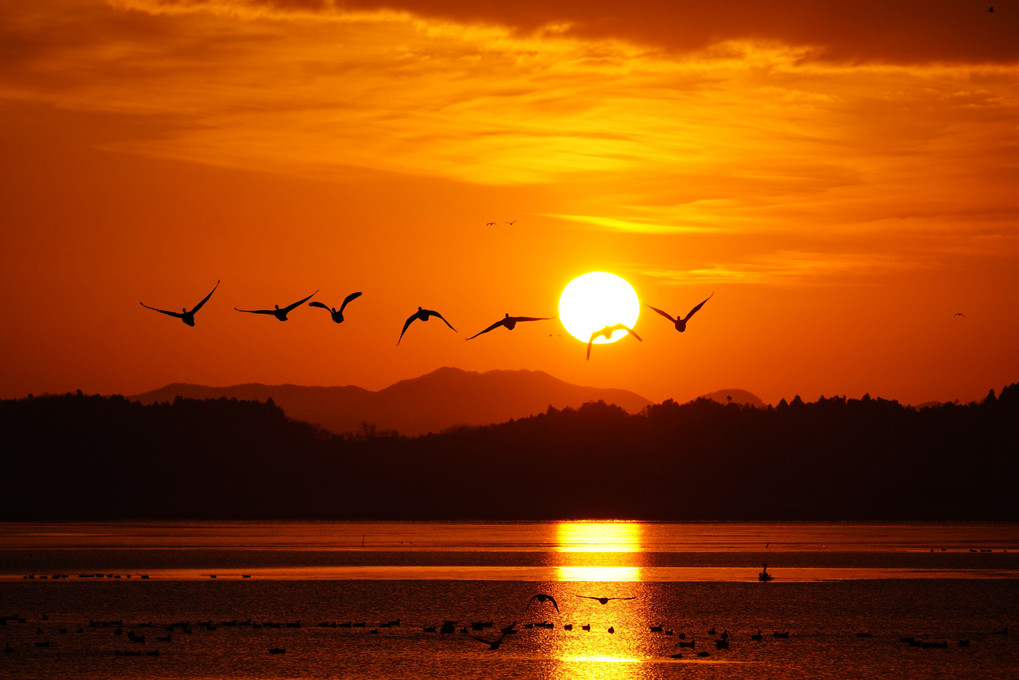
[646,292,714,332]
[586,324,641,360]
[309,292,362,323]
[235,291,317,321]
[466,313,553,340]
[574,594,637,605]
[140,280,219,327]
[398,307,456,344]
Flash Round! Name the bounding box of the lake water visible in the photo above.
[1,521,1017,679]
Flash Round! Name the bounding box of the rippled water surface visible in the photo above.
[1,522,1017,679]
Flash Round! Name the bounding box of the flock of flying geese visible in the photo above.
[140,282,713,360]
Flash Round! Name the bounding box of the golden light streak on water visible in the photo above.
[555,521,643,553]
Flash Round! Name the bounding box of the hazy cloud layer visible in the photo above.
[2,1,1016,242]
[112,0,1019,64]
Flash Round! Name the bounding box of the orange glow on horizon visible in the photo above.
[0,0,1017,408]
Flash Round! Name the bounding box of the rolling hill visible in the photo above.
[130,367,653,436]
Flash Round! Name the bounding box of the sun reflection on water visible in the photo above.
[545,522,656,680]
[554,521,644,582]
[556,521,643,553]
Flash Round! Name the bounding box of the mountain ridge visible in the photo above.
[130,367,655,436]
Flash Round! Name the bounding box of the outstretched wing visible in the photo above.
[511,316,553,323]
[645,304,677,323]
[189,280,220,314]
[586,334,596,361]
[308,301,330,311]
[234,307,275,315]
[682,292,714,322]
[466,632,495,646]
[574,594,600,600]
[140,302,183,319]
[613,596,637,601]
[398,312,420,344]
[466,318,506,341]
[432,311,457,332]
[340,291,363,312]
[548,595,560,612]
[281,290,318,314]
[622,325,642,342]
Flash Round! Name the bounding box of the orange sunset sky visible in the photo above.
[2,0,1017,407]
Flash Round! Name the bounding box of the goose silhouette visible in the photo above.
[586,324,641,360]
[646,292,713,332]
[398,307,456,344]
[467,621,515,650]
[140,280,219,327]
[466,313,553,340]
[575,594,637,605]
[235,291,317,321]
[309,291,362,323]
[526,594,560,613]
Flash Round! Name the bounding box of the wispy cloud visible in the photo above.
[640,250,934,286]
[1,2,1016,239]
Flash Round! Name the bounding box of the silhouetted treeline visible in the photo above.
[1,385,1017,520]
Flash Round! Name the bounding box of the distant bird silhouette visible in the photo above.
[309,292,362,323]
[575,594,637,605]
[398,306,456,344]
[485,221,497,226]
[987,6,994,12]
[506,220,517,225]
[954,312,966,317]
[235,290,317,321]
[526,594,560,613]
[140,280,219,327]
[586,324,641,360]
[466,313,553,340]
[646,292,714,333]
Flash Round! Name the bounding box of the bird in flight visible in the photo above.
[645,292,714,333]
[485,221,497,226]
[953,312,966,318]
[526,594,560,613]
[309,292,362,323]
[235,290,317,321]
[466,313,553,340]
[574,595,637,605]
[398,307,456,344]
[140,280,220,327]
[505,220,517,226]
[467,622,515,650]
[587,323,642,360]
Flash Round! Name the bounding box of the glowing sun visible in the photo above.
[558,272,640,344]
